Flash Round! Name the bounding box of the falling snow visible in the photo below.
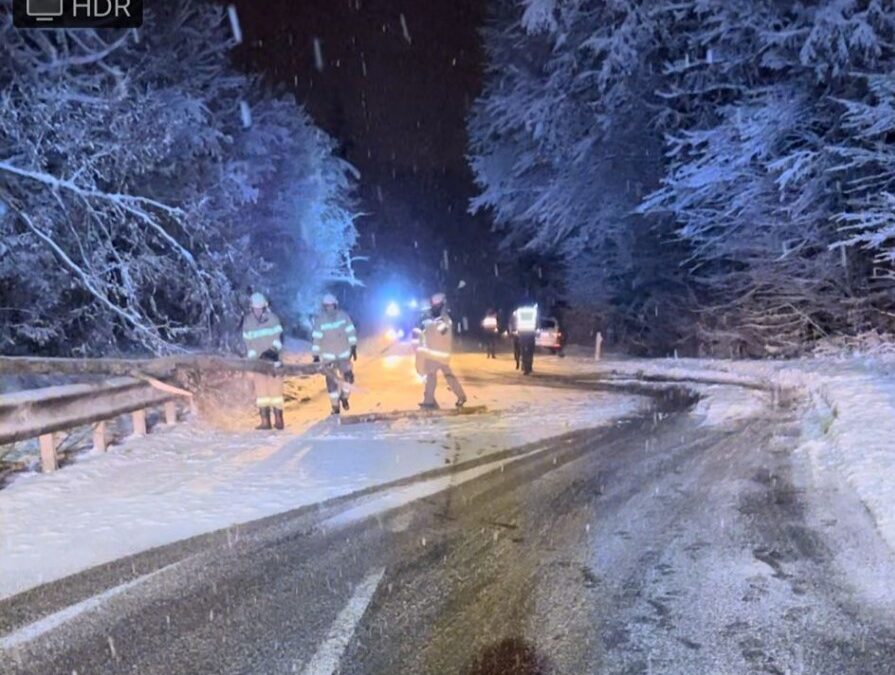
[313,37,325,72]
[400,13,412,44]
[227,4,242,44]
[239,100,252,128]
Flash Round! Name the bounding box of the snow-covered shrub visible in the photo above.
[812,331,895,361]
[0,0,358,355]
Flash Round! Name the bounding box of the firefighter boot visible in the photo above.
[256,407,272,430]
[273,408,285,430]
[340,395,350,411]
[331,405,341,416]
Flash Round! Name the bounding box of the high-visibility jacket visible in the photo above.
[514,306,538,334]
[243,309,284,359]
[417,310,453,364]
[482,314,498,333]
[311,309,357,362]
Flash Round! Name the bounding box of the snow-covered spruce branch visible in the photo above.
[0,160,182,217]
[327,252,367,287]
[0,1,359,354]
[33,31,132,73]
[0,159,203,274]
[16,210,174,351]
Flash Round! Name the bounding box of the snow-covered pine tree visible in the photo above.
[469,0,697,353]
[472,0,895,355]
[0,1,359,355]
[640,0,895,352]
[829,68,895,314]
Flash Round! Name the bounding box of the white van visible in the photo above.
[535,317,563,354]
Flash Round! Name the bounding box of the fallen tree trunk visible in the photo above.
[0,355,323,381]
[171,356,322,378]
[340,405,489,425]
[0,356,178,379]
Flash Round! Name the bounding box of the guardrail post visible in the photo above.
[39,433,58,473]
[132,409,147,437]
[93,421,107,452]
[164,401,178,425]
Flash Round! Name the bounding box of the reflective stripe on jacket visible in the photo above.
[243,309,284,358]
[312,309,356,361]
[514,307,538,333]
[418,311,452,363]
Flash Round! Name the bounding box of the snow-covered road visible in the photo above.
[2,374,893,675]
[0,346,647,599]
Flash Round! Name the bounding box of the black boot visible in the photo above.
[455,397,467,409]
[340,396,350,411]
[256,407,272,430]
[419,401,439,410]
[273,408,284,430]
[331,405,341,416]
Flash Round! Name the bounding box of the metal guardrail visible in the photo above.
[0,355,321,378]
[0,377,190,473]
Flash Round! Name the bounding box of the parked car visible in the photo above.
[535,317,563,354]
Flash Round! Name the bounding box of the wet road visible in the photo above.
[2,377,894,674]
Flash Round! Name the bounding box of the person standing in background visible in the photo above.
[514,304,538,375]
[482,308,499,359]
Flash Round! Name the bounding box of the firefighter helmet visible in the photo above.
[250,292,268,309]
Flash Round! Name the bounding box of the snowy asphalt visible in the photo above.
[1,375,894,674]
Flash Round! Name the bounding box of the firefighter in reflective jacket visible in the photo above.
[311,293,358,415]
[482,308,499,359]
[243,292,285,430]
[413,293,467,409]
[514,304,538,375]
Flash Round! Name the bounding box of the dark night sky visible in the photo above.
[229,0,510,318]
[232,0,485,177]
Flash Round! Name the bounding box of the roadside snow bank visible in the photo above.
[691,385,770,428]
[558,355,895,553]
[788,366,895,554]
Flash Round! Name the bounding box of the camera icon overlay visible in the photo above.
[14,0,143,28]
